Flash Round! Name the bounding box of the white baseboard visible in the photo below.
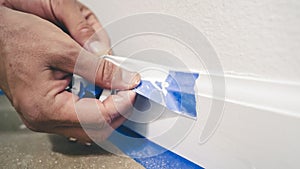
[125,73,300,169]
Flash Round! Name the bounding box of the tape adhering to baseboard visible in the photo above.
[134,71,199,118]
[109,125,204,169]
[70,71,202,168]
[71,71,199,119]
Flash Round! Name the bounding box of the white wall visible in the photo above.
[81,1,300,169]
[83,0,300,82]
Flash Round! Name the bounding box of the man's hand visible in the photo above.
[0,7,140,144]
[1,0,110,55]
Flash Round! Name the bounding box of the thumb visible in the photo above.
[51,47,140,90]
[75,51,141,90]
[95,57,141,90]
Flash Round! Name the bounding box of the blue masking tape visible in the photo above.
[75,81,103,99]
[70,71,202,168]
[0,90,3,95]
[73,71,199,117]
[135,71,199,118]
[134,80,163,103]
[109,125,204,169]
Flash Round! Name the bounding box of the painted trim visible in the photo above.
[109,125,204,169]
[124,74,300,169]
[197,72,300,117]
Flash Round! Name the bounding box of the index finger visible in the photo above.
[77,2,112,55]
[53,90,136,129]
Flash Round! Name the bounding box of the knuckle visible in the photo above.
[62,42,80,59]
[50,39,79,70]
[97,100,120,126]
[102,110,113,125]
[98,60,115,87]
[75,20,92,32]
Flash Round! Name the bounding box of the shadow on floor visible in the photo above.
[48,134,111,156]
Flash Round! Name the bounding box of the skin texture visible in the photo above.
[0,0,140,144]
[1,0,110,51]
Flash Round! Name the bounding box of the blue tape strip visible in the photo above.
[73,71,199,118]
[0,90,4,95]
[75,82,103,99]
[135,71,199,118]
[70,72,202,168]
[109,125,204,169]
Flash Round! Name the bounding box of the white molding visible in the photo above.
[125,73,300,169]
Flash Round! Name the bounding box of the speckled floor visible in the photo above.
[0,96,144,169]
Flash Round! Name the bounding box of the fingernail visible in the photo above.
[122,71,141,87]
[85,142,92,146]
[134,74,141,86]
[89,41,104,55]
[68,137,77,142]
